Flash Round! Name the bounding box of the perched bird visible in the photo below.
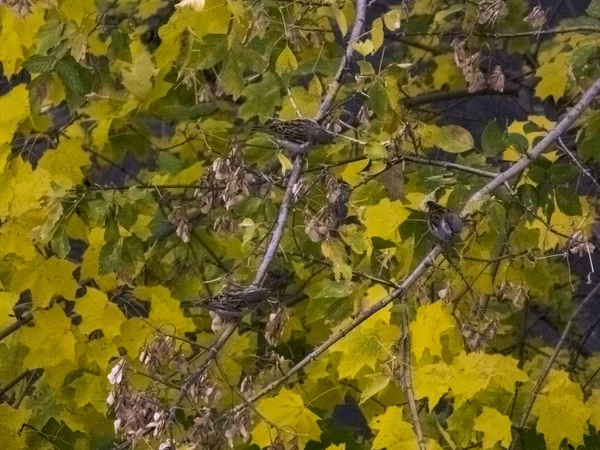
[192,285,273,318]
[264,119,334,155]
[426,201,464,242]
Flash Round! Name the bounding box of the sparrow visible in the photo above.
[263,119,335,155]
[426,201,464,242]
[185,285,273,318]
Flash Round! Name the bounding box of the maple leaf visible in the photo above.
[410,302,462,361]
[371,406,418,450]
[252,388,321,450]
[75,288,126,340]
[9,255,78,307]
[532,370,590,450]
[473,407,513,449]
[19,306,77,370]
[449,352,529,406]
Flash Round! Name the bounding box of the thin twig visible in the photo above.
[0,313,33,343]
[509,281,600,448]
[556,136,600,194]
[400,308,426,450]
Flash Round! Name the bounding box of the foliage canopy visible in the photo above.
[1,0,600,450]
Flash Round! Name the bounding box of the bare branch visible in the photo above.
[315,0,367,122]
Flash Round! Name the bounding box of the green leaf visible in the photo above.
[117,204,137,230]
[56,55,91,106]
[276,46,298,76]
[22,54,59,73]
[587,0,600,18]
[122,235,144,265]
[108,31,132,63]
[150,94,216,120]
[238,72,281,122]
[422,124,474,153]
[98,241,121,275]
[104,211,120,244]
[555,186,582,216]
[578,112,600,161]
[219,53,244,100]
[481,120,505,156]
[368,80,387,118]
[51,224,70,259]
[190,34,227,69]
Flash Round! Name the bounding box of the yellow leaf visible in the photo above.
[383,9,402,30]
[76,337,120,371]
[69,372,110,414]
[473,407,512,449]
[0,210,45,261]
[75,288,126,340]
[252,388,321,450]
[117,40,156,99]
[535,52,570,100]
[117,318,155,359]
[19,305,77,369]
[0,403,28,450]
[410,302,461,361]
[0,157,52,220]
[10,255,78,307]
[38,137,90,188]
[371,406,418,450]
[0,85,30,145]
[134,285,196,335]
[333,7,347,36]
[353,39,374,56]
[340,159,369,185]
[279,87,320,120]
[331,310,398,379]
[363,198,410,240]
[0,7,45,76]
[587,389,600,429]
[432,54,465,90]
[276,46,298,76]
[449,352,529,406]
[326,445,345,450]
[0,291,18,329]
[359,372,390,404]
[322,240,352,281]
[60,0,97,27]
[534,378,590,450]
[278,152,293,175]
[421,123,474,153]
[414,361,452,409]
[371,18,384,52]
[308,75,323,99]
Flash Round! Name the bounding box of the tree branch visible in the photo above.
[400,309,426,450]
[0,313,33,343]
[389,26,600,40]
[315,0,367,122]
[219,74,600,421]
